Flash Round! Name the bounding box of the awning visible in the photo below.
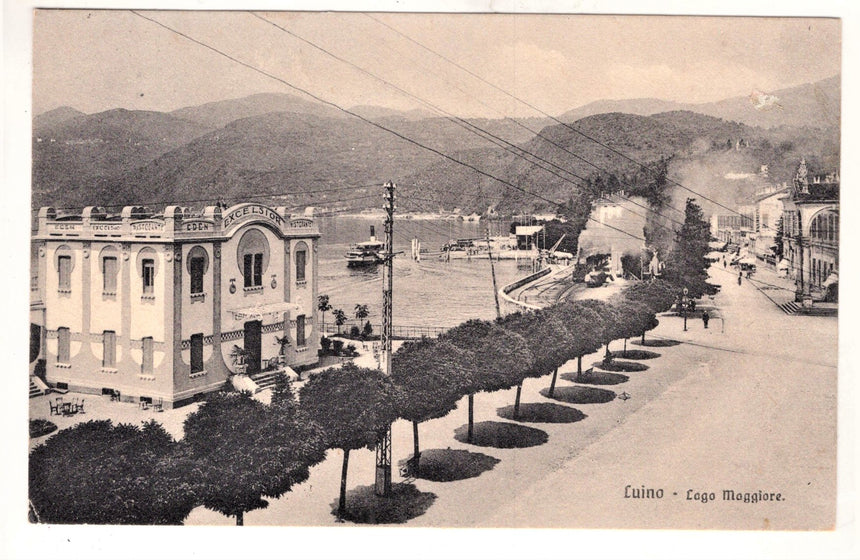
[515,225,544,236]
[738,256,757,265]
[230,301,302,322]
[823,271,839,288]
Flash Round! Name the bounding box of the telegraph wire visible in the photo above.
[131,11,647,244]
[364,13,747,219]
[253,11,687,234]
[250,12,605,201]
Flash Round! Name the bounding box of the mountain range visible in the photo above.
[32,74,840,214]
[559,75,841,130]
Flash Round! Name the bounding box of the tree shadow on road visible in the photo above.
[453,421,548,448]
[331,483,436,524]
[497,402,587,423]
[633,339,681,347]
[609,349,661,360]
[398,448,500,482]
[540,386,616,404]
[561,370,629,385]
[592,360,649,372]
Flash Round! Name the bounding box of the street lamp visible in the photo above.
[682,287,689,332]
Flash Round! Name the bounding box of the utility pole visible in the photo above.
[486,228,501,319]
[375,181,396,496]
[796,209,805,305]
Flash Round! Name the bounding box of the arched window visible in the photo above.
[237,229,270,289]
[99,246,119,295]
[186,246,209,295]
[54,245,75,293]
[135,247,158,297]
[294,241,309,284]
[810,212,838,244]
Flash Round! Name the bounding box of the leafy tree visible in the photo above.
[497,310,567,418]
[362,320,374,338]
[609,298,653,356]
[29,419,195,524]
[548,301,604,388]
[298,363,397,519]
[624,279,677,314]
[623,280,676,343]
[332,308,348,334]
[318,295,332,331]
[575,299,622,365]
[391,338,470,475]
[664,198,713,298]
[774,216,785,261]
[181,391,327,525]
[439,320,532,443]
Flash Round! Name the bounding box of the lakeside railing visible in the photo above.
[321,323,448,339]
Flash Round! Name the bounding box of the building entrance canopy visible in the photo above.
[230,301,302,322]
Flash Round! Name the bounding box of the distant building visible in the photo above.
[780,160,839,305]
[577,196,646,277]
[30,203,321,408]
[711,206,754,245]
[749,185,791,266]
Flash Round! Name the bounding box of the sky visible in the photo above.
[32,10,841,118]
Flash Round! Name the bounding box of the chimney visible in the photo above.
[370,225,376,242]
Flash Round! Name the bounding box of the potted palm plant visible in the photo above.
[229,345,251,374]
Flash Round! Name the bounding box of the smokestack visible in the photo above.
[370,225,376,242]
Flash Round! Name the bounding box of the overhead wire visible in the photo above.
[253,11,687,236]
[130,11,648,244]
[363,13,747,219]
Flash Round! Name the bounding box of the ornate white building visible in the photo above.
[30,203,320,408]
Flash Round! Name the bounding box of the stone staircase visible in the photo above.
[249,370,282,392]
[29,376,43,398]
[778,301,800,315]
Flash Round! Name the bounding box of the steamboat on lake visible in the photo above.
[344,226,385,267]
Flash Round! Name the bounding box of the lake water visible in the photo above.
[316,216,526,330]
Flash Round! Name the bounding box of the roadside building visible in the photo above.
[749,185,791,267]
[30,203,321,408]
[780,159,839,305]
[577,195,646,277]
[711,208,754,245]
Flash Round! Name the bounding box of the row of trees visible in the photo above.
[318,295,371,335]
[30,279,677,526]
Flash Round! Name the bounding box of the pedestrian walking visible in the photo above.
[723,257,726,268]
[702,310,710,329]
[738,271,742,286]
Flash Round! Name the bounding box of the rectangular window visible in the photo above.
[190,257,205,294]
[296,315,306,347]
[296,250,307,283]
[58,256,71,292]
[103,331,116,368]
[103,256,117,294]
[253,253,263,287]
[243,253,263,288]
[57,327,70,363]
[142,259,155,295]
[190,333,204,373]
[142,337,153,374]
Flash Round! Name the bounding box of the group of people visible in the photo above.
[723,256,754,285]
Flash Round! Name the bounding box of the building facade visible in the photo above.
[711,209,755,245]
[780,161,839,305]
[30,203,320,407]
[749,186,790,266]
